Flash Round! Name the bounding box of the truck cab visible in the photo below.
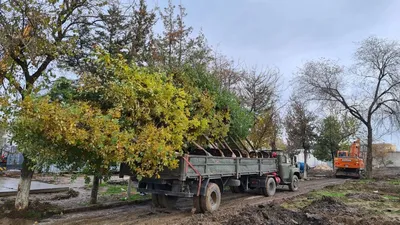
[275,151,301,188]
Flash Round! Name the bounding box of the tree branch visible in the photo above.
[28,54,54,85]
[328,88,368,125]
[9,51,30,82]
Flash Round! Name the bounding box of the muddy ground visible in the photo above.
[34,178,345,225]
[0,174,145,210]
[176,178,400,225]
[40,177,400,225]
[0,174,149,224]
[1,174,399,225]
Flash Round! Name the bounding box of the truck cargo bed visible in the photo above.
[155,155,278,180]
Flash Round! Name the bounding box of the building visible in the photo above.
[295,149,331,168]
[360,142,399,167]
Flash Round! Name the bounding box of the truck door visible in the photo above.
[278,155,290,181]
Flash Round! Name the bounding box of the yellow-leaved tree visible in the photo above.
[11,51,232,204]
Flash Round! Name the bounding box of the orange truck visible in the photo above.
[334,139,365,178]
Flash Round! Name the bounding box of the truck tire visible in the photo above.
[200,183,221,212]
[289,175,299,191]
[152,194,161,207]
[261,177,276,197]
[158,195,179,209]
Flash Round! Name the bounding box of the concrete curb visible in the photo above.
[0,187,70,197]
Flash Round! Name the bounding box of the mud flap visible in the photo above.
[191,178,210,197]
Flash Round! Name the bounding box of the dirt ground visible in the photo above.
[0,174,143,210]
[34,178,345,225]
[2,174,399,225]
[0,174,149,224]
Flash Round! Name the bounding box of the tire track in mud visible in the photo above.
[39,178,346,225]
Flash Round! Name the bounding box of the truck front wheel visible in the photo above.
[200,183,221,212]
[261,177,276,196]
[289,175,299,191]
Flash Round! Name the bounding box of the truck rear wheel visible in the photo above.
[158,195,178,209]
[261,177,276,197]
[152,194,161,207]
[200,183,221,212]
[289,175,299,191]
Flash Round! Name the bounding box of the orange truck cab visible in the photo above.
[334,139,365,178]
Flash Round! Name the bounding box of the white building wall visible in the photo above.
[295,149,331,168]
[373,152,400,167]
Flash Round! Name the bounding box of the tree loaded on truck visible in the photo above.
[119,149,300,213]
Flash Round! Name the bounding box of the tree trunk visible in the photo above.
[90,175,101,204]
[127,176,132,198]
[331,151,335,168]
[15,155,34,210]
[366,126,373,179]
[303,149,308,179]
[270,139,277,151]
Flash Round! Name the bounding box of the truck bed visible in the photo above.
[156,155,278,180]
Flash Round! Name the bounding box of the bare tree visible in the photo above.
[210,53,244,92]
[284,98,317,179]
[240,67,280,116]
[296,37,400,178]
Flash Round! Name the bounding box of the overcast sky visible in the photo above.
[148,0,400,147]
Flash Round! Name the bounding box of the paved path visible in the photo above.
[0,177,69,197]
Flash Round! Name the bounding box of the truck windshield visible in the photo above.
[338,152,347,157]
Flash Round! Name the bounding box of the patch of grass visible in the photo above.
[104,185,127,195]
[388,179,400,185]
[281,197,312,210]
[309,190,347,198]
[85,181,108,188]
[383,195,400,200]
[358,179,374,184]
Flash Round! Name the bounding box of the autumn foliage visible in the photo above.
[10,52,234,178]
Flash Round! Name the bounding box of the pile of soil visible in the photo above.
[227,204,325,225]
[187,196,399,225]
[313,164,333,171]
[0,170,21,178]
[308,165,334,177]
[106,179,129,185]
[0,199,62,221]
[51,188,79,200]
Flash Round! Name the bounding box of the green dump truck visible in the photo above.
[119,150,300,213]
